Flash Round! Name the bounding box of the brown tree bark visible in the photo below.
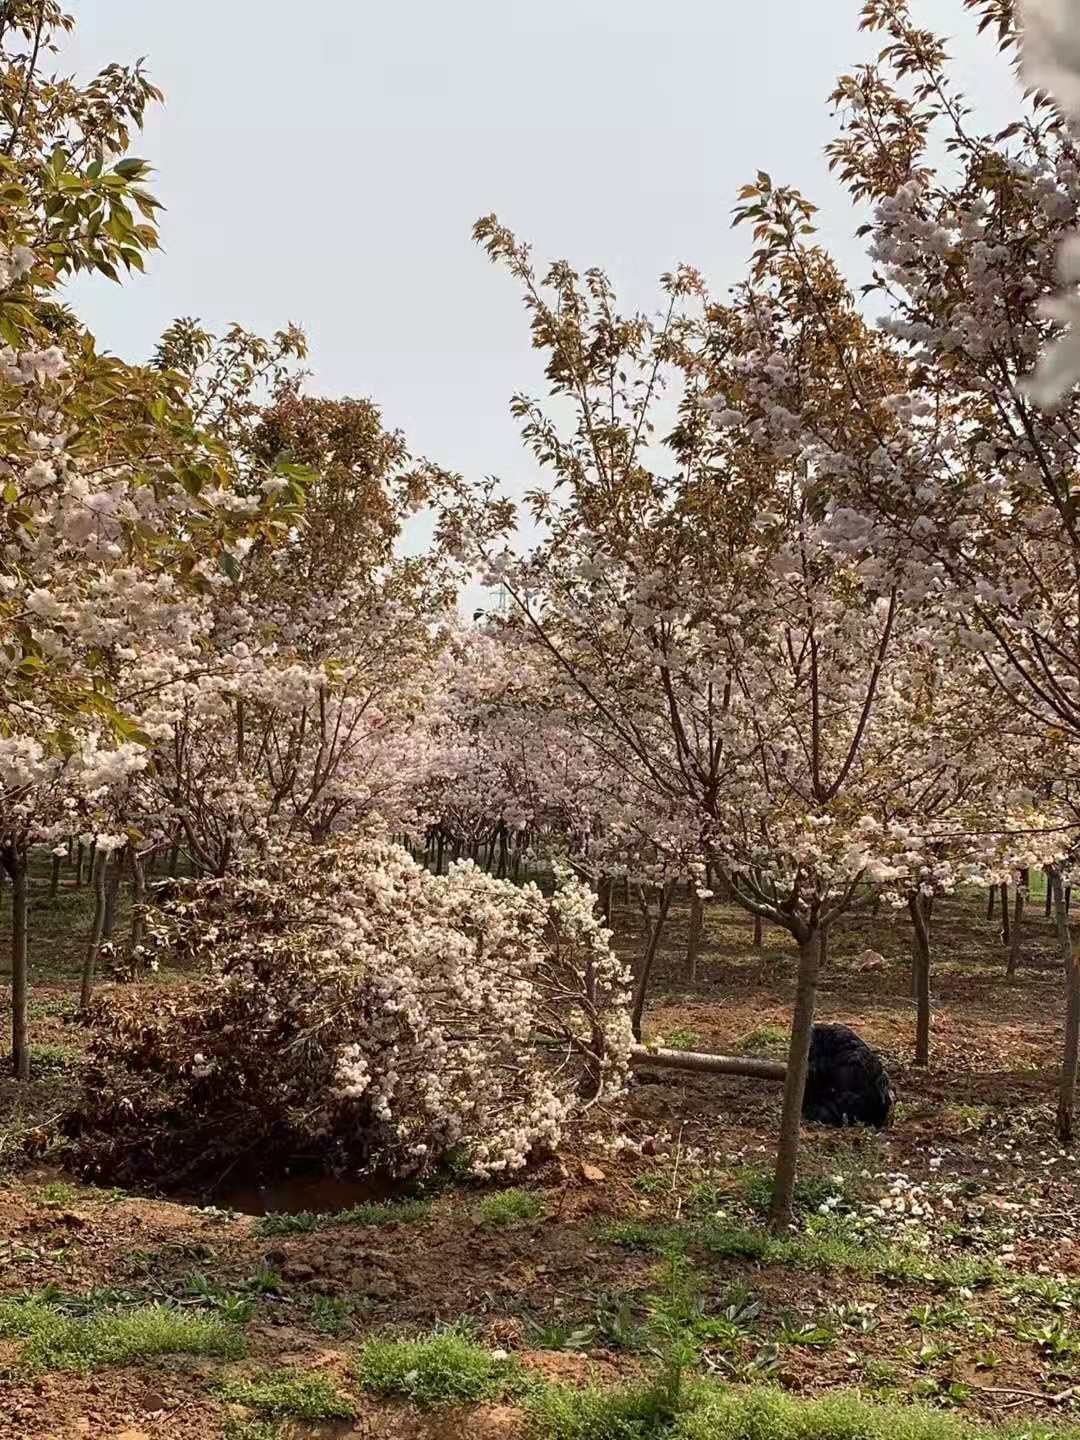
[1,844,29,1080]
[48,853,61,901]
[128,849,147,961]
[752,913,763,949]
[909,893,931,1067]
[630,1044,785,1081]
[1053,870,1080,1146]
[1006,870,1028,980]
[768,930,821,1233]
[986,886,995,921]
[1000,882,1011,947]
[630,882,675,1041]
[102,848,124,942]
[80,851,109,1014]
[686,890,704,983]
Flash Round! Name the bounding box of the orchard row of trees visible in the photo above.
[6,0,1080,1226]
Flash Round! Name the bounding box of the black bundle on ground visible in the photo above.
[802,1023,894,1128]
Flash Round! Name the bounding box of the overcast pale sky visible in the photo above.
[63,2,1018,599]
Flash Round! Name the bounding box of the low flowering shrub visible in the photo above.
[69,836,631,1185]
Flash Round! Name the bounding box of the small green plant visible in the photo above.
[476,1189,545,1225]
[309,1295,365,1336]
[355,1323,518,1407]
[685,1179,727,1218]
[216,1368,356,1421]
[632,1172,670,1196]
[528,1316,597,1351]
[1017,1316,1080,1361]
[242,1263,283,1295]
[34,1181,81,1209]
[599,1219,691,1253]
[662,1027,701,1052]
[739,1167,843,1218]
[739,1022,788,1056]
[771,1313,836,1348]
[0,1297,245,1373]
[222,1421,284,1440]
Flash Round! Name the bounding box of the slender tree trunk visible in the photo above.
[1051,870,1080,1145]
[598,876,613,929]
[1067,884,1072,917]
[1047,872,1054,919]
[986,886,996,921]
[102,849,123,941]
[630,883,675,1041]
[819,927,829,970]
[769,930,822,1233]
[1006,870,1028,980]
[909,893,931,1067]
[80,851,109,1014]
[128,849,147,961]
[1000,883,1011,947]
[48,854,61,901]
[687,890,704,983]
[74,841,85,888]
[753,914,763,949]
[2,845,30,1081]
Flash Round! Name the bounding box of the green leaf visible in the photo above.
[217,551,241,582]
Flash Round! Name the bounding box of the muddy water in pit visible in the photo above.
[214,1172,398,1216]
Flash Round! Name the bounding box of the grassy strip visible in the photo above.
[254,1197,430,1237]
[216,1368,356,1420]
[599,1218,1001,1292]
[0,1297,244,1373]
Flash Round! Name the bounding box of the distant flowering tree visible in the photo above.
[442,216,1045,1226]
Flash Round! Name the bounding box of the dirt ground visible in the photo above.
[2,876,1080,1438]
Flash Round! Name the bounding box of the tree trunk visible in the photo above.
[1053,870,1080,1146]
[102,849,124,941]
[168,833,181,878]
[2,845,30,1081]
[1000,883,1011,947]
[986,885,996,921]
[752,913,763,949]
[630,1044,785,1081]
[74,841,85,888]
[48,854,61,901]
[598,876,613,929]
[630,883,674,1041]
[1047,872,1054,919]
[687,890,704,983]
[128,849,147,961]
[80,851,109,1014]
[768,930,822,1233]
[1006,870,1027,980]
[909,893,931,1067]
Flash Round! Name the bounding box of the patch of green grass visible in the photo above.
[738,1167,843,1218]
[253,1197,430,1237]
[0,1297,245,1373]
[477,1188,545,1225]
[671,1384,1080,1440]
[661,1028,701,1052]
[599,1214,999,1295]
[24,1043,80,1075]
[598,1220,691,1253]
[222,1421,284,1440]
[739,1023,788,1056]
[355,1324,519,1408]
[527,1379,677,1438]
[309,1294,363,1337]
[34,1180,81,1208]
[216,1368,356,1421]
